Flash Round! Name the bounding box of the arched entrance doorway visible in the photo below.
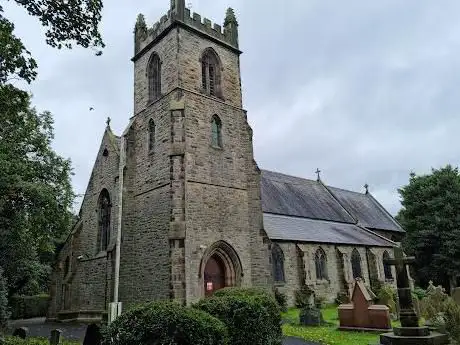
[204,255,226,296]
[199,241,243,296]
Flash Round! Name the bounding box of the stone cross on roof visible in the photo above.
[315,168,321,181]
[384,246,418,327]
[364,183,369,194]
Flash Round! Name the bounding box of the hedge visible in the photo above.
[10,294,50,320]
[101,301,228,345]
[194,287,283,345]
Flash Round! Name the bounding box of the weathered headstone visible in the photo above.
[452,287,460,305]
[299,306,324,326]
[378,246,449,345]
[83,323,102,345]
[12,327,28,339]
[50,329,62,345]
[299,289,324,326]
[338,278,391,330]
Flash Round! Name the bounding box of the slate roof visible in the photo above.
[263,214,394,247]
[260,170,355,223]
[328,187,404,232]
[260,169,402,246]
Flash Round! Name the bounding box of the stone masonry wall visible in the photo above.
[134,29,178,115]
[178,28,242,108]
[275,242,395,307]
[48,129,120,317]
[118,93,175,309]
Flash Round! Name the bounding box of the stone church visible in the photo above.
[47,0,404,322]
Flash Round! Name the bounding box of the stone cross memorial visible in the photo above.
[383,246,418,327]
[379,246,448,345]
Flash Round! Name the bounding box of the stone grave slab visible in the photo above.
[50,329,62,345]
[452,287,460,305]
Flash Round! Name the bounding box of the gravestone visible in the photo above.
[12,327,28,339]
[83,323,102,345]
[452,287,460,305]
[299,289,324,326]
[338,278,391,331]
[299,306,324,326]
[378,247,449,345]
[50,329,62,345]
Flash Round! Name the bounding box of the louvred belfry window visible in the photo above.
[201,49,220,97]
[148,53,161,101]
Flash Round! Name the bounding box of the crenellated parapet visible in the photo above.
[134,0,239,57]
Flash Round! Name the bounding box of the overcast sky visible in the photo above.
[5,0,460,215]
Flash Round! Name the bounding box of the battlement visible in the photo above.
[134,2,239,58]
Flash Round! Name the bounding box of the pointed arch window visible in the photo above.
[315,248,328,280]
[148,119,156,152]
[351,248,363,279]
[98,189,111,252]
[201,48,221,97]
[271,243,285,283]
[64,256,70,277]
[211,115,222,148]
[148,53,161,101]
[383,251,393,280]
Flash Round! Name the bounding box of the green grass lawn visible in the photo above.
[282,306,398,345]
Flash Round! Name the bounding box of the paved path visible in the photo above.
[8,318,319,345]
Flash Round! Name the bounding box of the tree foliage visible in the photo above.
[0,86,74,295]
[1,0,104,85]
[397,165,460,290]
[0,266,10,330]
[0,0,103,298]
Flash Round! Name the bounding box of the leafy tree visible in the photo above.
[0,266,9,330]
[1,0,104,85]
[0,86,74,295]
[397,165,460,292]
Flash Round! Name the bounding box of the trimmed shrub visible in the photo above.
[335,292,349,305]
[194,288,282,345]
[0,267,10,330]
[413,286,427,300]
[294,285,314,308]
[420,282,449,321]
[444,299,460,344]
[10,294,49,320]
[274,288,287,312]
[376,283,397,315]
[213,286,272,298]
[102,301,228,345]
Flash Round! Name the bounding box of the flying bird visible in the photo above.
[89,107,94,111]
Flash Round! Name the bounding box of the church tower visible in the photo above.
[118,0,272,307]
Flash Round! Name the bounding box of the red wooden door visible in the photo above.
[204,256,225,296]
